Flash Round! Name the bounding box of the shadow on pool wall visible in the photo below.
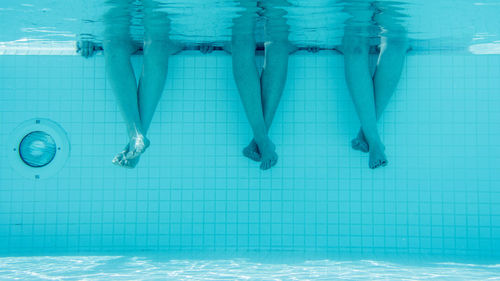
[0,50,499,259]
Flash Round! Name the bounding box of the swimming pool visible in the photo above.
[0,0,499,280]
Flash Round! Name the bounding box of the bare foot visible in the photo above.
[242,139,261,162]
[112,144,141,169]
[125,134,150,160]
[369,143,388,169]
[255,137,278,170]
[351,130,369,153]
[111,134,149,169]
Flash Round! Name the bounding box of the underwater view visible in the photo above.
[0,0,499,280]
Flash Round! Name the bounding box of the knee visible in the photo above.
[143,39,181,59]
[103,39,135,58]
[264,39,290,54]
[342,37,369,55]
[232,36,256,54]
[144,39,169,53]
[383,37,410,53]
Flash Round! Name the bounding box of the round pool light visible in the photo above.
[8,118,70,179]
[19,131,57,167]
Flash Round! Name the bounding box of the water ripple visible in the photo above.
[1,0,500,52]
[0,256,499,280]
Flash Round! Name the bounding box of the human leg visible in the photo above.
[343,33,387,169]
[352,3,409,154]
[232,0,278,169]
[102,0,148,167]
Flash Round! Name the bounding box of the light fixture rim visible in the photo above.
[8,118,70,180]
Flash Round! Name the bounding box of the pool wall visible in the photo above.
[0,51,499,258]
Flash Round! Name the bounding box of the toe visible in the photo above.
[351,138,359,147]
[369,159,388,169]
[260,161,269,170]
[271,154,278,166]
[243,147,261,162]
[119,158,128,166]
[250,151,261,161]
[352,138,369,153]
[242,146,251,155]
[251,152,262,162]
[260,156,277,170]
[112,152,125,164]
[126,149,140,160]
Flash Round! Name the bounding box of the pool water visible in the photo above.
[1,0,500,279]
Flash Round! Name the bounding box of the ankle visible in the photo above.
[369,141,385,151]
[254,134,269,144]
[127,123,145,139]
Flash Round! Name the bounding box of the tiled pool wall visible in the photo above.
[0,51,499,258]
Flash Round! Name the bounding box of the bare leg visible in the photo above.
[102,2,149,168]
[115,0,182,168]
[352,37,408,152]
[232,1,278,170]
[244,2,290,164]
[243,41,289,164]
[139,1,183,134]
[343,34,387,169]
[138,3,171,134]
[352,14,409,153]
[106,41,150,167]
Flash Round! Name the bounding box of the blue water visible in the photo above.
[1,0,500,280]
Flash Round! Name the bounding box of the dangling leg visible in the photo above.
[352,36,408,153]
[118,0,182,168]
[343,33,387,169]
[139,0,182,133]
[102,0,147,168]
[352,2,409,153]
[232,0,277,170]
[244,0,291,167]
[373,36,408,116]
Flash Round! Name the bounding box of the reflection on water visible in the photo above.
[0,0,500,52]
[0,256,499,280]
[97,0,410,49]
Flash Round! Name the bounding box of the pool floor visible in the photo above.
[0,255,499,280]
